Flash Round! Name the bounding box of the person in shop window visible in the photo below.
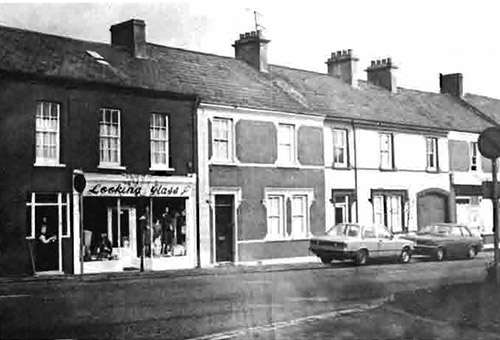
[97,232,113,260]
[176,209,187,255]
[161,206,174,256]
[36,217,56,271]
[139,206,151,258]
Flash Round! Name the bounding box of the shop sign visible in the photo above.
[83,181,193,197]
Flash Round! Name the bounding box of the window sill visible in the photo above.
[34,162,66,168]
[331,164,351,170]
[210,161,237,167]
[379,167,396,172]
[149,167,175,172]
[276,162,300,169]
[97,164,127,170]
[426,168,440,173]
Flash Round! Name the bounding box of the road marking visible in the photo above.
[287,296,330,302]
[185,298,388,340]
[0,294,30,299]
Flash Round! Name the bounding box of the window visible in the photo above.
[379,133,394,169]
[426,137,438,171]
[212,117,233,162]
[99,108,121,166]
[278,123,296,164]
[266,195,285,239]
[470,142,479,171]
[333,195,350,224]
[450,227,463,237]
[35,102,60,165]
[333,129,348,167]
[26,193,71,239]
[291,195,308,238]
[265,189,313,240]
[150,113,169,169]
[372,192,405,233]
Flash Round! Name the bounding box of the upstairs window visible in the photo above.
[333,129,348,167]
[426,137,438,171]
[278,123,296,164]
[470,142,479,171]
[99,108,121,166]
[379,133,394,170]
[150,113,169,169]
[212,117,233,162]
[35,102,60,165]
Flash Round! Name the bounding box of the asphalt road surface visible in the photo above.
[0,254,492,340]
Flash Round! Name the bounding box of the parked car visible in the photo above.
[400,223,483,261]
[309,223,414,265]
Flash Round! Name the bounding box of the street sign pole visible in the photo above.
[493,160,500,286]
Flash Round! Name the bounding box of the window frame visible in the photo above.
[379,133,394,170]
[277,123,297,165]
[333,128,348,168]
[470,141,480,172]
[25,192,71,239]
[99,108,122,167]
[212,117,234,163]
[35,101,61,166]
[266,194,286,240]
[291,194,308,239]
[426,137,438,171]
[371,190,407,233]
[149,113,171,170]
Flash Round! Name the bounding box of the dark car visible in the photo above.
[401,223,483,261]
[309,223,414,265]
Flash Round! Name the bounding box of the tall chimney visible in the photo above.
[440,73,463,98]
[233,30,270,72]
[326,49,359,86]
[110,19,147,59]
[365,58,398,93]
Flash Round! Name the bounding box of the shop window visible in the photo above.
[426,137,438,171]
[35,101,60,166]
[25,192,71,239]
[379,133,394,170]
[99,108,121,166]
[333,128,348,167]
[277,123,296,165]
[372,190,406,233]
[150,113,170,170]
[212,117,233,162]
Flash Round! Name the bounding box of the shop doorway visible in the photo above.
[34,210,60,272]
[215,195,235,263]
[108,207,137,259]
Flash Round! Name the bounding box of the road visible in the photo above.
[0,254,492,340]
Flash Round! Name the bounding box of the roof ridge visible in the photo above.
[0,24,111,48]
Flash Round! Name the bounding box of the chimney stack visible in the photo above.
[110,19,147,59]
[326,49,359,87]
[439,73,463,98]
[365,58,398,93]
[233,30,270,73]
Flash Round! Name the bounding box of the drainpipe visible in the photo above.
[192,96,201,268]
[352,120,359,222]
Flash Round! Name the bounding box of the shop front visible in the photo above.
[73,173,197,274]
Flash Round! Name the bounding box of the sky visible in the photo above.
[1,1,500,98]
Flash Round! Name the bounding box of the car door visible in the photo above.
[376,226,396,258]
[446,226,464,257]
[361,226,379,258]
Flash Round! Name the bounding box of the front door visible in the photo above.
[215,195,234,263]
[35,212,61,272]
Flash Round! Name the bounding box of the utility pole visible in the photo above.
[493,159,500,285]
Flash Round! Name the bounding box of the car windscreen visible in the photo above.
[326,224,360,237]
[418,225,450,236]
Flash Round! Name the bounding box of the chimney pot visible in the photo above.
[371,60,375,67]
[240,33,244,39]
[326,48,359,87]
[366,56,398,93]
[233,30,271,73]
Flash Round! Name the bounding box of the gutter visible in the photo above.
[192,96,202,268]
[352,120,359,222]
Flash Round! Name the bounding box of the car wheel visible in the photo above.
[355,250,368,266]
[400,248,411,264]
[467,246,477,259]
[320,255,333,264]
[435,247,445,261]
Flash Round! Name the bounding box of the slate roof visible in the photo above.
[0,23,495,133]
[464,94,500,127]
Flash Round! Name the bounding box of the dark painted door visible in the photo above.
[215,195,234,262]
[417,193,448,230]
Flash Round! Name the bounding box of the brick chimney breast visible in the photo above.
[326,49,359,87]
[233,30,270,73]
[110,19,147,59]
[439,73,463,98]
[365,58,398,93]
